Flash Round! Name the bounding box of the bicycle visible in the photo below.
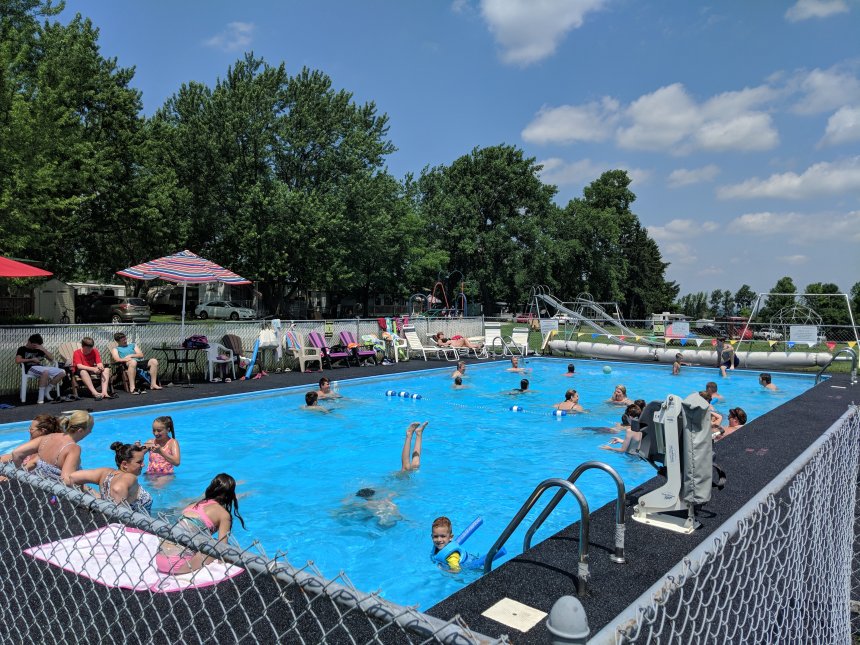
[59,307,72,324]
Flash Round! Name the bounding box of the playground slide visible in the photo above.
[533,291,661,347]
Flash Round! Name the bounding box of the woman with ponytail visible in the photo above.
[2,410,93,482]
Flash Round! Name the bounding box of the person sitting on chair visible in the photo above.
[110,332,162,394]
[72,337,116,400]
[15,333,67,404]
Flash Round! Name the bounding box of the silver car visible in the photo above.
[194,301,255,320]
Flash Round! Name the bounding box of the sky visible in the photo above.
[63,0,860,298]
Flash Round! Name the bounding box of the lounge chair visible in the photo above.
[58,341,113,398]
[504,327,531,357]
[403,327,458,361]
[307,331,352,369]
[484,322,504,357]
[339,330,378,366]
[284,330,322,373]
[19,363,61,404]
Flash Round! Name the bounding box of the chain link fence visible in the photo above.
[1,317,485,400]
[589,404,859,644]
[0,462,505,645]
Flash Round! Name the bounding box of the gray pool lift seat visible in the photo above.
[633,392,714,534]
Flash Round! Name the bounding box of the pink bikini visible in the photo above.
[155,500,219,574]
[146,440,176,476]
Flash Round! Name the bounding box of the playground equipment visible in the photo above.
[528,285,661,347]
[410,271,471,318]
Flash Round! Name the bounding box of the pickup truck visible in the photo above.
[753,328,783,341]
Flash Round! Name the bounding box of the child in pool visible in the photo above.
[155,473,245,575]
[304,391,330,412]
[401,421,428,472]
[431,516,461,572]
[144,416,180,476]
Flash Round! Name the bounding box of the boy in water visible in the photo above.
[672,353,684,375]
[564,363,576,377]
[507,356,527,373]
[508,378,529,394]
[453,376,466,389]
[759,373,778,391]
[431,516,461,572]
[316,377,342,399]
[452,361,466,379]
[304,391,329,412]
[401,421,428,472]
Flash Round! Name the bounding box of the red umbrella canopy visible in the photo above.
[116,250,250,285]
[0,256,53,278]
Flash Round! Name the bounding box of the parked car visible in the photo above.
[515,312,536,323]
[754,328,784,341]
[194,301,255,320]
[75,295,151,324]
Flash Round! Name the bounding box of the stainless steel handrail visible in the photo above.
[483,478,591,596]
[524,460,627,564]
[815,348,858,385]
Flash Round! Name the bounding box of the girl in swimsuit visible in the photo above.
[156,473,245,575]
[432,331,482,350]
[143,416,181,476]
[66,442,153,514]
[2,410,94,482]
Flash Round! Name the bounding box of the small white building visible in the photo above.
[34,278,76,323]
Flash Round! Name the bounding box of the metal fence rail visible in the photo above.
[1,317,485,400]
[0,463,505,645]
[589,405,859,644]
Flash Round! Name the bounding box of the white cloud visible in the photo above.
[524,82,780,154]
[821,105,860,146]
[522,98,619,144]
[537,157,649,187]
[204,22,254,52]
[479,0,606,66]
[648,219,720,244]
[785,0,849,21]
[717,157,860,199]
[662,242,698,265]
[789,66,860,115]
[451,0,469,13]
[667,164,720,188]
[694,113,779,151]
[729,210,860,241]
[777,254,809,264]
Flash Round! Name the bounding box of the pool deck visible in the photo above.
[1,358,856,642]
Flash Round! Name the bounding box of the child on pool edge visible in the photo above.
[431,516,461,572]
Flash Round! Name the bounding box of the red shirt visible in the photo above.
[73,347,102,371]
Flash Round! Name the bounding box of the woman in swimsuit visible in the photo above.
[606,384,633,406]
[601,404,643,453]
[2,410,94,482]
[432,331,481,350]
[143,416,180,476]
[156,473,245,575]
[66,442,153,514]
[554,389,584,412]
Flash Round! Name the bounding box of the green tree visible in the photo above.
[417,145,557,312]
[802,282,850,325]
[759,276,797,321]
[734,284,756,315]
[721,290,735,317]
[578,170,677,318]
[851,282,860,319]
[677,292,709,319]
[709,289,725,317]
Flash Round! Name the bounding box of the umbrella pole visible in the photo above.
[180,282,187,342]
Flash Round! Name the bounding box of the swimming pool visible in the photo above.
[0,358,815,609]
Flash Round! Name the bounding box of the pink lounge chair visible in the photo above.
[307,331,351,369]
[339,331,378,366]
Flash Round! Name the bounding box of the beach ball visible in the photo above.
[603,365,612,374]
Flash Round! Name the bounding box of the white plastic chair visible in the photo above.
[19,363,61,403]
[505,327,531,357]
[283,331,322,373]
[205,344,235,382]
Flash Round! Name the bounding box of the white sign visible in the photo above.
[790,325,818,344]
[666,322,690,338]
[540,318,559,335]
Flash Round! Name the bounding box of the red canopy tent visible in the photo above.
[0,256,52,278]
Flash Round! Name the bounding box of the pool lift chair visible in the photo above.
[632,392,714,535]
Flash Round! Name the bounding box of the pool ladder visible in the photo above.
[815,348,858,385]
[482,461,627,596]
[486,335,522,358]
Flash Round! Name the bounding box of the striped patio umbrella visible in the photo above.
[117,250,251,340]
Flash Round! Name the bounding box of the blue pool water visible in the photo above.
[0,359,815,609]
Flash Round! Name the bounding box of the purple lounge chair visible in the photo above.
[339,331,378,366]
[307,331,351,369]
